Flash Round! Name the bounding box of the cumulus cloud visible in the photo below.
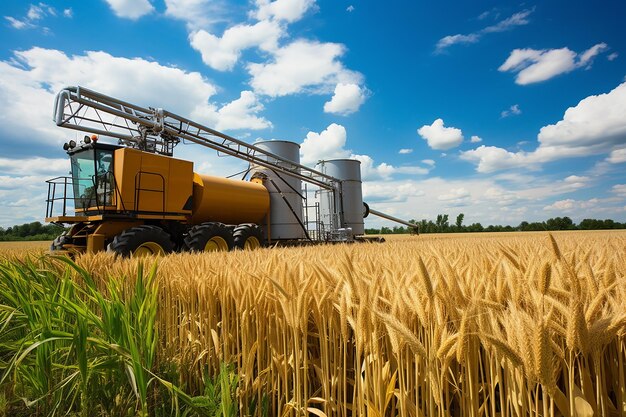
[300,123,350,165]
[323,83,367,115]
[607,148,626,163]
[247,39,362,97]
[399,148,413,154]
[437,187,472,207]
[0,47,272,150]
[164,0,228,30]
[0,157,68,176]
[542,197,620,214]
[298,124,428,179]
[470,135,482,143]
[499,43,608,85]
[190,20,283,71]
[421,159,435,166]
[435,9,532,53]
[198,90,272,131]
[501,104,521,118]
[461,81,626,172]
[352,154,429,181]
[417,119,464,150]
[103,0,154,20]
[252,0,316,23]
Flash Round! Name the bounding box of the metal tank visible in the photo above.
[315,159,364,236]
[191,173,270,225]
[251,141,305,240]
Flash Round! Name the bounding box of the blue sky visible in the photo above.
[0,0,625,228]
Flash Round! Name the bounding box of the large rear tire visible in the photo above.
[108,225,173,257]
[233,224,264,250]
[184,222,234,252]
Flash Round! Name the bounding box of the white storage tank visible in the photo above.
[315,159,364,236]
[251,141,306,240]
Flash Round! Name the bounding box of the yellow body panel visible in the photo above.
[191,173,269,225]
[114,148,193,214]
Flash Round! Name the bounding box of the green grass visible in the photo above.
[0,255,245,417]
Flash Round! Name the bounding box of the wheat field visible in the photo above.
[1,231,625,416]
[69,231,624,416]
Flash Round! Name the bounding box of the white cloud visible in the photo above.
[438,187,472,207]
[346,5,355,12]
[435,34,479,53]
[190,20,283,71]
[0,47,272,151]
[470,135,482,143]
[194,90,272,131]
[543,199,576,212]
[481,9,533,33]
[0,155,83,227]
[103,0,154,20]
[499,43,608,85]
[63,8,73,18]
[252,0,316,23]
[4,16,30,29]
[613,184,626,197]
[399,148,413,154]
[300,123,350,165]
[435,9,532,53]
[0,157,68,176]
[460,145,528,173]
[352,154,429,181]
[607,148,626,163]
[608,52,618,61]
[298,124,427,180]
[247,39,362,97]
[323,83,367,115]
[421,159,435,166]
[500,104,521,118]
[461,82,626,172]
[4,3,71,30]
[417,118,464,150]
[164,0,228,30]
[537,81,626,150]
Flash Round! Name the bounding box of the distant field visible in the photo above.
[1,230,624,416]
[0,240,49,254]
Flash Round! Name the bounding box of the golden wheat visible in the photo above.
[7,230,626,416]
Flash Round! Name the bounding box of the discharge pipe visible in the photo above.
[365,204,419,234]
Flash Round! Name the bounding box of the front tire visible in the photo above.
[108,225,173,257]
[184,222,234,252]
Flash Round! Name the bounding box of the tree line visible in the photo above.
[0,222,66,241]
[365,214,626,235]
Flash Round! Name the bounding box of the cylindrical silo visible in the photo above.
[251,141,305,240]
[315,159,364,235]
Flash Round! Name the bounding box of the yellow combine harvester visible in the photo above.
[46,87,416,256]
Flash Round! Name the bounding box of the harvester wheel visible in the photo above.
[108,225,173,257]
[184,222,234,252]
[233,224,264,250]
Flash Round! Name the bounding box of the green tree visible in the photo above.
[455,213,464,229]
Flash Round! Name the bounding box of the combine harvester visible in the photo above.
[45,86,417,256]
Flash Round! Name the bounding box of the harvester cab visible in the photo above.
[65,139,117,212]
